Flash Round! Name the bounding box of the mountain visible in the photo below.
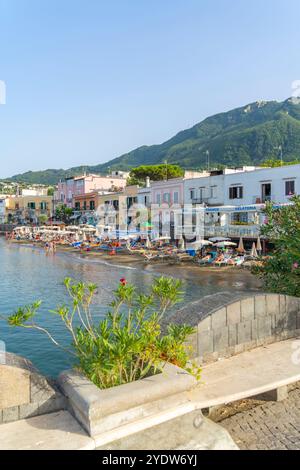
[6,98,300,185]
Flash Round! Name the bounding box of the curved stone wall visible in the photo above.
[169,292,300,364]
[0,352,66,424]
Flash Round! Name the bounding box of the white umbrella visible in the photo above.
[250,242,258,258]
[209,237,231,242]
[153,236,171,242]
[214,241,237,248]
[237,236,245,252]
[178,237,185,250]
[256,236,262,252]
[199,239,213,246]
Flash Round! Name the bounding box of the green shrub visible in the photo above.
[7,276,201,389]
[252,195,300,296]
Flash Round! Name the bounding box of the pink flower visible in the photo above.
[293,263,299,269]
[120,278,127,286]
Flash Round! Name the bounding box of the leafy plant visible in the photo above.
[6,276,201,388]
[252,195,300,296]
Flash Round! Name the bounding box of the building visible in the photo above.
[56,173,128,208]
[73,185,139,230]
[5,195,54,224]
[184,164,300,241]
[0,198,6,224]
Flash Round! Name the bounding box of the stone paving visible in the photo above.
[219,384,300,450]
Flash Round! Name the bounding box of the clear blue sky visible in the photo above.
[0,0,300,178]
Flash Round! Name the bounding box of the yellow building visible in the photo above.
[5,195,54,224]
[96,185,138,231]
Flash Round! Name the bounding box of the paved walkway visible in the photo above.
[219,384,300,450]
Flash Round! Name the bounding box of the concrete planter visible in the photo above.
[58,363,197,442]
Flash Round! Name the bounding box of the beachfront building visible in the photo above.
[73,185,139,231]
[183,164,300,242]
[73,190,112,225]
[55,173,128,209]
[0,198,6,224]
[5,194,54,224]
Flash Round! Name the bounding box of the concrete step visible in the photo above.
[0,410,94,450]
[96,410,238,450]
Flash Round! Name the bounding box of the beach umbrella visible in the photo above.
[214,241,237,248]
[178,237,185,250]
[199,239,213,246]
[237,236,245,253]
[153,236,171,242]
[250,242,258,258]
[256,236,262,253]
[209,237,231,242]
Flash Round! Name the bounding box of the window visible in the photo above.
[173,191,179,204]
[261,183,272,202]
[40,202,47,210]
[199,187,206,202]
[232,212,248,224]
[285,180,295,196]
[75,202,80,210]
[163,192,170,203]
[229,186,243,199]
[90,200,95,210]
[210,186,217,199]
[28,202,36,209]
[190,189,195,200]
[156,194,161,204]
[83,201,87,210]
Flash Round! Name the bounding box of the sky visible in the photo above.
[1,0,300,178]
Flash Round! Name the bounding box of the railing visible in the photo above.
[253,195,274,204]
[204,224,260,238]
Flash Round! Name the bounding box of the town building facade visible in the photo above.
[56,173,128,208]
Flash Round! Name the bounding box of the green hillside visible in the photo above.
[7,99,300,184]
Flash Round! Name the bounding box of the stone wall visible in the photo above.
[0,353,66,424]
[168,291,300,364]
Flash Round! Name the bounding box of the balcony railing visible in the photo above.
[252,195,274,204]
[204,224,260,238]
[191,198,209,205]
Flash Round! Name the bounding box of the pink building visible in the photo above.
[56,173,128,208]
[150,178,184,206]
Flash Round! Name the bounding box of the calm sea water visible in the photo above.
[0,238,260,377]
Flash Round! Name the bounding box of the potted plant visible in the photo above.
[7,276,201,439]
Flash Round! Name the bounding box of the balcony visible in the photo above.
[204,224,260,238]
[192,198,209,205]
[253,195,274,204]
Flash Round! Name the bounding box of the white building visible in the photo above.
[0,198,6,224]
[224,164,300,206]
[183,164,300,241]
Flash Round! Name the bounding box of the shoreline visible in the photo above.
[5,238,262,286]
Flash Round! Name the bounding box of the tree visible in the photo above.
[55,204,73,224]
[261,158,300,168]
[47,187,55,196]
[127,164,184,186]
[38,214,48,225]
[252,195,300,296]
